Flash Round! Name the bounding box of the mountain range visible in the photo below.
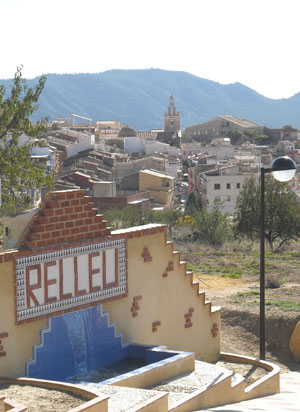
[1,69,300,131]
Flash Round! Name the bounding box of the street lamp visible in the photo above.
[260,156,296,360]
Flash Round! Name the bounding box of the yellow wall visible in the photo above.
[139,171,174,207]
[0,225,220,378]
[0,261,47,377]
[103,228,220,362]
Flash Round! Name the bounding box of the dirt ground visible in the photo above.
[195,273,300,374]
[0,384,86,412]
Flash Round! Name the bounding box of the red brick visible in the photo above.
[46,200,59,209]
[66,221,74,228]
[70,214,79,220]
[189,308,194,313]
[37,240,47,248]
[132,312,138,317]
[88,211,97,217]
[84,205,93,211]
[59,215,69,222]
[71,227,80,234]
[54,192,66,200]
[51,231,61,238]
[70,199,80,206]
[0,333,8,339]
[76,190,85,198]
[37,216,48,224]
[55,223,65,230]
[163,273,168,277]
[65,207,74,214]
[152,321,161,327]
[41,209,54,217]
[55,209,63,216]
[0,346,3,351]
[84,218,93,225]
[94,231,104,238]
[49,216,59,223]
[152,327,157,332]
[66,192,76,200]
[185,323,193,328]
[61,200,70,207]
[134,231,142,238]
[62,229,70,236]
[74,206,83,213]
[45,224,55,231]
[25,241,37,249]
[0,352,6,357]
[185,313,192,319]
[144,256,152,262]
[133,295,142,301]
[41,232,51,240]
[76,219,84,226]
[80,197,89,204]
[57,237,66,244]
[79,225,89,233]
[78,212,87,219]
[66,235,76,242]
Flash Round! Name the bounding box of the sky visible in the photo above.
[1,0,300,99]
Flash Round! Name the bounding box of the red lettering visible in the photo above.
[74,256,86,296]
[59,260,72,300]
[26,265,41,307]
[89,253,101,293]
[44,261,57,304]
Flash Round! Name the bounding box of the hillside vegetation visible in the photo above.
[2,69,300,129]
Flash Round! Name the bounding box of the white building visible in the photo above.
[199,165,253,215]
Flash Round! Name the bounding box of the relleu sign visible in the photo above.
[15,238,126,323]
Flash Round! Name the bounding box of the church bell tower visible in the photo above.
[164,95,180,132]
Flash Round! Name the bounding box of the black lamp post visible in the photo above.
[260,156,296,360]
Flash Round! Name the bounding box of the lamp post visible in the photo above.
[260,156,296,360]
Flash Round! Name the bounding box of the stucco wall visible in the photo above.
[0,261,47,377]
[103,227,220,362]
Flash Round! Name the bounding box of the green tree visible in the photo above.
[0,67,53,214]
[234,176,300,250]
[193,200,232,247]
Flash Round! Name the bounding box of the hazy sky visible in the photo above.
[1,0,300,99]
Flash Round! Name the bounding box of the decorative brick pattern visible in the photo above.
[152,321,161,332]
[141,247,152,262]
[184,308,193,328]
[21,190,111,250]
[166,260,174,271]
[0,333,8,357]
[211,323,219,338]
[131,295,142,317]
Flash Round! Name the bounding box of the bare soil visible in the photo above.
[179,242,300,381]
[0,384,86,412]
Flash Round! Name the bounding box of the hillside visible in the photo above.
[1,69,300,130]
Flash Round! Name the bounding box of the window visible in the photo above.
[227,195,231,201]
[226,183,231,189]
[237,183,241,189]
[170,120,174,128]
[214,184,221,190]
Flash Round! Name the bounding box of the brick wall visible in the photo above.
[22,190,111,250]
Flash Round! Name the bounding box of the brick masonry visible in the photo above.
[0,333,8,357]
[21,190,111,250]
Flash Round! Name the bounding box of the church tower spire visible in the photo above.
[164,95,180,132]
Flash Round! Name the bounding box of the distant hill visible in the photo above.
[1,69,300,130]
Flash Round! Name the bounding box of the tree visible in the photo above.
[0,67,53,214]
[193,200,232,247]
[234,176,300,250]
